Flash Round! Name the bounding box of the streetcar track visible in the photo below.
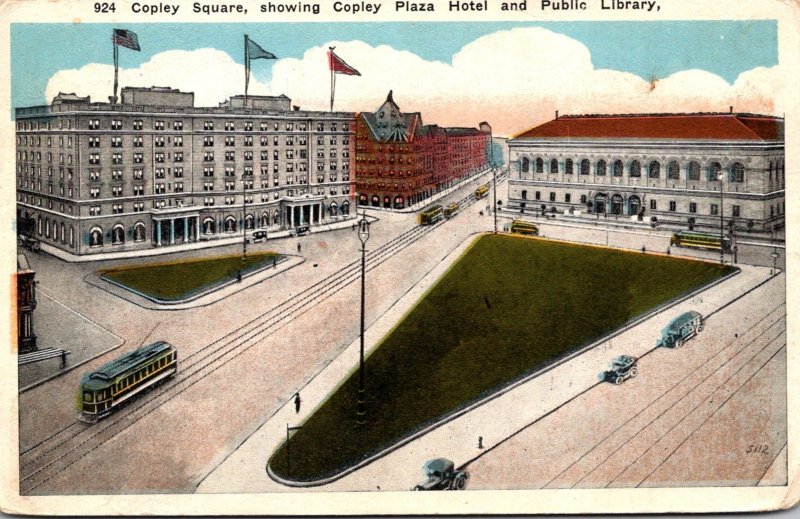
[575,321,786,488]
[20,185,489,493]
[630,342,786,488]
[540,303,785,488]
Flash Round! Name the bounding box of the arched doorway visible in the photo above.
[610,194,623,215]
[134,222,146,242]
[394,196,404,209]
[383,196,391,208]
[89,226,103,247]
[112,224,125,245]
[224,216,237,233]
[371,195,380,207]
[342,201,350,215]
[202,217,216,235]
[628,195,641,216]
[594,193,607,214]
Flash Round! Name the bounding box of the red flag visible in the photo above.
[328,49,361,76]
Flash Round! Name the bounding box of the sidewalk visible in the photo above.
[195,234,775,494]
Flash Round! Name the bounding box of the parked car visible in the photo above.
[246,230,268,243]
[291,226,310,237]
[657,310,704,348]
[604,355,639,385]
[412,458,469,491]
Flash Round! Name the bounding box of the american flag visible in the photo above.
[112,29,140,51]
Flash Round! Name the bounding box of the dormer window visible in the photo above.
[378,112,384,118]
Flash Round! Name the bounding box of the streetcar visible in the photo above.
[443,202,460,219]
[670,230,732,252]
[474,184,490,199]
[77,341,178,423]
[418,205,444,226]
[510,220,539,236]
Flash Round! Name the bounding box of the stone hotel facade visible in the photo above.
[506,112,785,233]
[15,87,355,258]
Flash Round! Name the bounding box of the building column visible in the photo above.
[288,206,294,227]
[169,219,175,245]
[156,220,162,246]
[184,217,189,242]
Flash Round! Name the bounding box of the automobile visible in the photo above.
[657,310,704,348]
[291,226,311,237]
[412,458,469,491]
[246,230,268,243]
[603,355,639,385]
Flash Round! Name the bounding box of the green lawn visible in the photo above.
[101,252,280,302]
[269,235,733,482]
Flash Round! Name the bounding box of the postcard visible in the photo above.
[0,0,797,514]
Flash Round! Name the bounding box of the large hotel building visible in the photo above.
[355,91,491,210]
[15,87,355,258]
[506,112,785,233]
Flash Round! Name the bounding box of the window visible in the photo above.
[596,159,607,176]
[224,196,235,205]
[204,151,214,162]
[133,169,143,180]
[244,136,253,147]
[225,121,235,131]
[173,121,184,131]
[112,153,123,165]
[580,159,590,175]
[203,167,214,177]
[88,119,100,130]
[155,168,166,178]
[133,120,143,130]
[154,136,165,148]
[667,161,679,180]
[688,161,701,181]
[708,162,722,181]
[630,160,641,177]
[244,151,253,161]
[174,167,184,177]
[174,152,183,163]
[224,166,235,177]
[648,161,660,179]
[669,201,676,211]
[244,121,253,131]
[535,191,541,201]
[204,121,214,131]
[111,119,122,130]
[90,187,100,198]
[204,181,215,191]
[565,159,573,174]
[111,170,123,181]
[650,199,657,210]
[174,136,183,147]
[204,197,214,207]
[225,136,235,146]
[133,136,143,148]
[730,162,745,183]
[89,206,101,216]
[689,202,697,213]
[154,120,165,130]
[535,157,544,173]
[565,193,571,203]
[112,204,123,214]
[174,182,184,193]
[225,151,235,161]
[732,205,740,217]
[133,153,144,163]
[204,136,214,146]
[88,136,100,148]
[155,152,165,163]
[89,170,100,181]
[549,192,556,202]
[133,185,144,196]
[710,204,718,216]
[613,160,623,177]
[155,183,165,194]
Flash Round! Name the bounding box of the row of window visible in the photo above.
[520,157,754,182]
[85,119,350,132]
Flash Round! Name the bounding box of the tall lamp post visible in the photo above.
[718,170,724,265]
[491,132,497,234]
[356,211,370,425]
[242,173,250,267]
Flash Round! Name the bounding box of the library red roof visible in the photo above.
[513,113,784,142]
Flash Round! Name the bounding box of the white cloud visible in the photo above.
[44,28,783,136]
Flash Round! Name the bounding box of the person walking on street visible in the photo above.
[297,242,301,253]
[294,393,301,413]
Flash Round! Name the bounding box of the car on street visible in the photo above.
[657,310,704,348]
[290,226,311,237]
[412,458,469,490]
[603,355,638,385]
[246,230,268,243]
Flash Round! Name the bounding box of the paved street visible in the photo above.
[17,173,787,496]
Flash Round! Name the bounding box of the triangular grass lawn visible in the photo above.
[101,251,280,302]
[270,234,733,482]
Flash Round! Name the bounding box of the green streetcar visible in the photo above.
[418,205,444,226]
[670,230,732,252]
[510,220,539,236]
[77,341,178,422]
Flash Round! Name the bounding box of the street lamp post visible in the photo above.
[242,173,250,267]
[490,133,497,235]
[771,249,779,275]
[718,171,724,265]
[357,211,370,425]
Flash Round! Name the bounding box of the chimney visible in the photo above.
[555,110,559,119]
[293,105,300,111]
[729,106,733,114]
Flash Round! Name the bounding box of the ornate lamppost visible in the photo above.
[357,211,370,424]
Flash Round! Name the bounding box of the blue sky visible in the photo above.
[11,20,778,108]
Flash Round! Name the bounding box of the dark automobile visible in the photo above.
[604,355,638,385]
[657,310,704,348]
[246,230,268,243]
[412,458,469,491]
[291,226,311,237]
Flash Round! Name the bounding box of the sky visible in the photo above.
[11,21,780,136]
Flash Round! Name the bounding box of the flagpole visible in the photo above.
[112,32,119,104]
[244,34,250,108]
[329,47,335,112]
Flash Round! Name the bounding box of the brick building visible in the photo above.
[17,254,37,354]
[15,87,355,258]
[506,112,785,232]
[355,91,491,210]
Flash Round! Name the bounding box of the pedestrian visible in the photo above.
[478,436,484,449]
[294,393,301,413]
[297,242,301,253]
[273,257,277,269]
[236,270,242,283]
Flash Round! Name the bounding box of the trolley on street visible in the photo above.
[474,184,490,199]
[510,220,539,236]
[418,205,444,226]
[670,230,732,252]
[443,202,460,219]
